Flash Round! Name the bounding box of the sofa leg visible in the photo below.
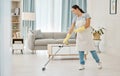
[48,55,51,58]
[31,50,36,54]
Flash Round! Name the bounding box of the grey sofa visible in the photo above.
[27,30,76,52]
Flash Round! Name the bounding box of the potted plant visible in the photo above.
[91,27,105,40]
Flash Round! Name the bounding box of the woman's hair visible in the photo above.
[72,5,85,13]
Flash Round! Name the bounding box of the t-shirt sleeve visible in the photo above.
[85,13,91,19]
[72,16,77,24]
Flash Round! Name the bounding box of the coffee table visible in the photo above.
[47,44,78,58]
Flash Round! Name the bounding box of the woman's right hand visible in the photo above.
[63,38,69,45]
[63,33,71,45]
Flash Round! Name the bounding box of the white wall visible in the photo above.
[0,0,12,76]
[87,0,120,55]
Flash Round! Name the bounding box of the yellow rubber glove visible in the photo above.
[74,26,85,33]
[63,33,71,45]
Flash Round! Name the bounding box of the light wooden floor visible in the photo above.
[12,50,120,76]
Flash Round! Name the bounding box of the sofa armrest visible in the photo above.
[27,31,35,50]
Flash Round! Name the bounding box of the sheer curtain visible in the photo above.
[36,0,62,32]
[36,0,87,32]
[22,0,35,39]
[23,0,35,12]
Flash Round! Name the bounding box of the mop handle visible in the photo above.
[44,45,64,67]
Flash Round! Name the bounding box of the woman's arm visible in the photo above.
[63,23,75,45]
[68,23,75,34]
[74,18,91,33]
[84,18,91,29]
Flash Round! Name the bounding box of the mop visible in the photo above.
[42,45,64,71]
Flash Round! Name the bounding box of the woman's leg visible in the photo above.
[79,51,85,65]
[90,50,100,63]
[78,51,85,70]
[90,50,102,69]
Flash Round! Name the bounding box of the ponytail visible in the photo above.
[72,5,85,13]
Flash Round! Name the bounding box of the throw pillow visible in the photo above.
[31,30,44,39]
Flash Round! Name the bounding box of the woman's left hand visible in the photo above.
[74,26,85,33]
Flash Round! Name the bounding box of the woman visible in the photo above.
[63,5,102,70]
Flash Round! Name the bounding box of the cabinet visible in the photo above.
[12,38,24,54]
[11,0,21,38]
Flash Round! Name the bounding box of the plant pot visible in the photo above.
[93,32,101,40]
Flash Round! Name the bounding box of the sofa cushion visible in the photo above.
[55,39,64,44]
[35,39,57,46]
[42,32,54,39]
[53,32,67,39]
[68,39,76,44]
[70,33,76,39]
[56,39,76,44]
[31,30,44,39]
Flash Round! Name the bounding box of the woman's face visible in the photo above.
[71,8,78,15]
